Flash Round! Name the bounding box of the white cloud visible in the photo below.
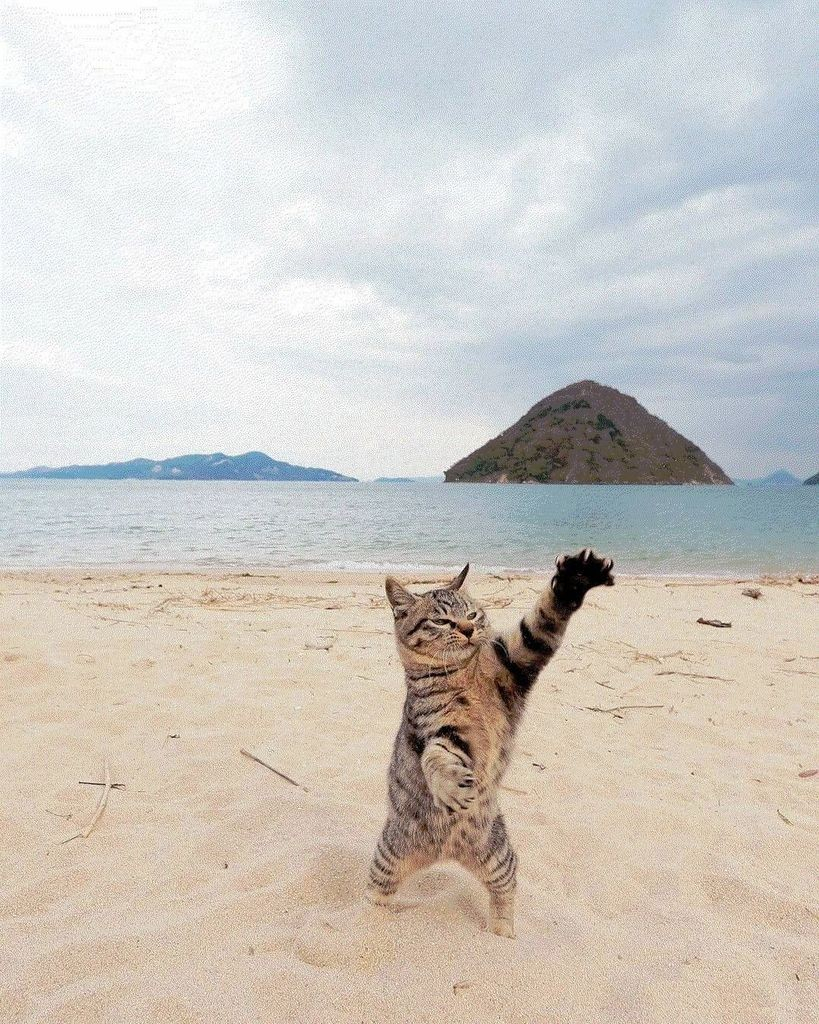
[0,340,80,375]
[1,1,817,478]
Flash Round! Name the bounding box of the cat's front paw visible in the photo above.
[425,746,476,812]
[552,548,614,608]
[434,766,477,813]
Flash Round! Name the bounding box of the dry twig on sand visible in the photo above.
[304,637,335,651]
[741,588,762,599]
[613,641,662,664]
[664,580,735,588]
[585,704,664,715]
[61,759,112,844]
[655,671,734,682]
[696,617,732,628]
[240,748,308,791]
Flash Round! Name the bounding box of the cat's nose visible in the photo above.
[457,620,474,637]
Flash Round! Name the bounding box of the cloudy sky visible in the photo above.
[2,1,817,479]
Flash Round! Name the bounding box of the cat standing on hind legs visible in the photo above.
[367,549,615,938]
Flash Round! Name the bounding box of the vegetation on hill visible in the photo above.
[445,381,733,485]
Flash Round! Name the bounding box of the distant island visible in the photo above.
[734,470,803,487]
[0,451,357,482]
[805,472,819,485]
[372,476,444,483]
[445,381,733,484]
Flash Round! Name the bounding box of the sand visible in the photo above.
[2,568,818,1024]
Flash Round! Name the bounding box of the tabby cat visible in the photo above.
[367,548,614,938]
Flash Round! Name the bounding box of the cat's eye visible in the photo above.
[430,617,451,626]
[466,611,478,620]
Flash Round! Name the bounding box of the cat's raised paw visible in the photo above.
[552,548,614,607]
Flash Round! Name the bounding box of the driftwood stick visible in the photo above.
[655,671,734,681]
[61,759,112,844]
[614,641,662,663]
[81,760,112,838]
[697,617,732,628]
[79,780,125,789]
[240,748,307,791]
[585,704,665,714]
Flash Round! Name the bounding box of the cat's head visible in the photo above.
[385,565,486,670]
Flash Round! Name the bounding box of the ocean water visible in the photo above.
[0,479,816,576]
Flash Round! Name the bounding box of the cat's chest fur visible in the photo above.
[445,654,519,784]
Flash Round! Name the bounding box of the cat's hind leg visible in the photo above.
[463,813,517,938]
[366,820,431,911]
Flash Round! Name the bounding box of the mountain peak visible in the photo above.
[446,381,732,485]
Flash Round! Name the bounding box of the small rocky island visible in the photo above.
[445,381,733,484]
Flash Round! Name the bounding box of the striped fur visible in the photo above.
[368,548,614,938]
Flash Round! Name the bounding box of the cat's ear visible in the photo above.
[385,576,416,617]
[445,563,469,591]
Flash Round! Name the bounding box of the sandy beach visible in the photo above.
[2,568,818,1024]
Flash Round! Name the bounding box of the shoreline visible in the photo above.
[2,565,817,584]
